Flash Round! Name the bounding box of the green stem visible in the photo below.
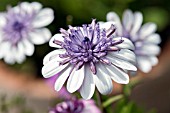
[96,90,104,113]
[102,94,124,108]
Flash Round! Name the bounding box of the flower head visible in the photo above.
[102,9,161,73]
[0,2,54,64]
[42,19,137,99]
[49,99,101,113]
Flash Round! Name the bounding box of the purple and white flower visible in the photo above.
[49,99,101,113]
[0,2,54,64]
[101,9,161,73]
[42,19,137,99]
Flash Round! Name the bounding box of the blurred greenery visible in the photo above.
[114,98,157,113]
[0,94,34,113]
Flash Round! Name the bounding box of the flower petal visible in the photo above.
[0,42,11,59]
[19,2,32,13]
[122,9,134,32]
[106,12,123,36]
[49,34,64,48]
[2,43,15,64]
[80,65,95,100]
[29,28,51,45]
[22,39,35,56]
[130,11,143,39]
[145,33,161,44]
[30,2,42,11]
[137,56,152,73]
[43,49,65,65]
[67,66,85,93]
[149,56,158,66]
[55,66,72,91]
[109,49,136,65]
[105,64,129,84]
[106,54,137,71]
[42,59,69,78]
[32,8,54,28]
[139,23,157,39]
[94,63,113,95]
[0,13,6,28]
[113,37,135,50]
[136,44,160,56]
[14,44,26,64]
[99,21,115,30]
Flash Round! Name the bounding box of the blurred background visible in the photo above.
[0,0,170,113]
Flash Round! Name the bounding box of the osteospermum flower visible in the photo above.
[101,9,161,73]
[49,99,101,113]
[0,2,54,64]
[42,19,137,99]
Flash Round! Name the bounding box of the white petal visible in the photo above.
[3,44,15,64]
[105,64,129,84]
[130,11,143,39]
[14,44,26,64]
[4,54,15,64]
[31,2,42,11]
[22,39,35,56]
[0,42,11,59]
[149,56,158,66]
[29,28,51,45]
[122,9,134,32]
[137,56,152,73]
[94,63,113,95]
[80,65,95,100]
[99,21,115,30]
[49,34,64,48]
[109,49,136,65]
[137,44,160,56]
[106,12,123,36]
[20,2,32,13]
[67,66,85,93]
[55,66,72,91]
[106,54,137,71]
[113,37,135,50]
[0,13,6,28]
[32,8,54,28]
[139,23,157,39]
[43,49,66,65]
[42,59,69,78]
[145,33,161,44]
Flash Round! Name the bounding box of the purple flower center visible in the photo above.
[2,7,35,45]
[50,100,84,113]
[83,37,90,42]
[12,21,24,32]
[55,20,123,74]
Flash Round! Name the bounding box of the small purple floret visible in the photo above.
[49,99,84,113]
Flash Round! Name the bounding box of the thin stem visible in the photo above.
[102,94,124,108]
[96,90,104,113]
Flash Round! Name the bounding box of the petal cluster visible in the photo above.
[0,2,54,64]
[102,9,161,73]
[49,99,101,113]
[42,19,137,99]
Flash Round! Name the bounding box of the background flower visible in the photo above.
[101,9,161,73]
[0,2,54,64]
[49,99,101,113]
[42,19,137,99]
